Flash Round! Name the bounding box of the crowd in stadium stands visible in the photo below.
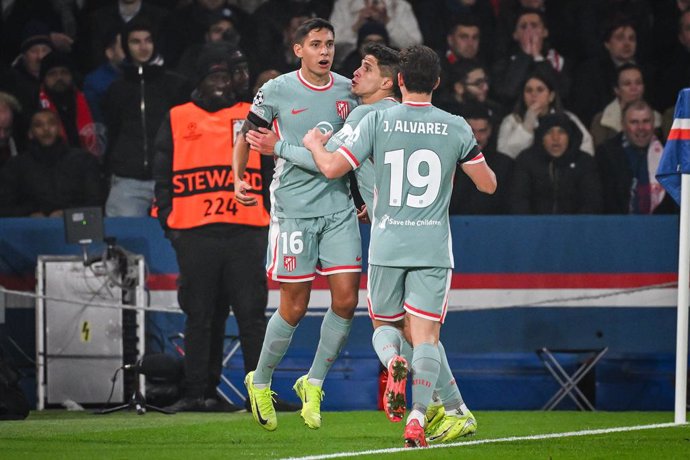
[0,0,685,217]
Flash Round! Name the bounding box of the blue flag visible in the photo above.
[657,88,690,204]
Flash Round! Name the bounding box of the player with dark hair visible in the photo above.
[302,44,496,447]
[234,18,359,432]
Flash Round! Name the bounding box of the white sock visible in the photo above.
[307,377,323,388]
[459,403,469,416]
[407,409,425,427]
[254,383,269,390]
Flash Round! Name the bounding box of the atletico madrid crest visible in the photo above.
[336,100,350,120]
[284,256,296,272]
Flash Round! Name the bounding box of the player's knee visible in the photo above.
[331,292,358,315]
[279,303,307,325]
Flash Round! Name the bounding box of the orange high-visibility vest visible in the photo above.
[166,102,269,229]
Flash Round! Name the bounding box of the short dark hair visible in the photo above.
[448,14,481,35]
[514,7,546,31]
[449,59,485,85]
[602,15,636,43]
[361,42,399,79]
[362,42,400,97]
[615,62,643,87]
[293,18,334,45]
[399,45,440,94]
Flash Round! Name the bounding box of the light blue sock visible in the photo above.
[307,309,352,381]
[436,341,464,412]
[371,325,405,367]
[253,311,296,385]
[410,342,441,416]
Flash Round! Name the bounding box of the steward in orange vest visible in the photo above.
[151,43,270,413]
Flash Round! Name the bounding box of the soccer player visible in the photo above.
[233,18,359,432]
[302,45,496,447]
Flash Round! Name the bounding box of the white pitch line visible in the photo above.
[282,422,685,460]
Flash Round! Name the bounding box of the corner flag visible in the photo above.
[657,88,690,424]
[657,88,690,204]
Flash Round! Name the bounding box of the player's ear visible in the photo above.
[381,76,393,91]
[433,77,440,91]
[397,72,404,88]
[293,43,302,58]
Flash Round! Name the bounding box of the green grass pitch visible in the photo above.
[0,410,688,459]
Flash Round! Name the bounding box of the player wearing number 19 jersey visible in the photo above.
[302,45,496,447]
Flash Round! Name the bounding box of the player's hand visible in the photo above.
[235,179,257,206]
[356,204,370,224]
[303,128,332,151]
[246,127,279,155]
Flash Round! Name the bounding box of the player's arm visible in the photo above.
[302,128,353,179]
[461,152,497,194]
[246,127,321,173]
[234,113,272,206]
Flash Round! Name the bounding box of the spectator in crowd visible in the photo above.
[590,63,661,148]
[162,0,252,68]
[83,28,124,124]
[84,0,169,70]
[0,2,67,66]
[437,59,505,127]
[252,8,313,74]
[449,100,514,215]
[337,20,390,78]
[154,43,271,413]
[175,8,241,81]
[410,0,495,55]
[38,51,104,157]
[0,109,105,217]
[1,21,54,117]
[249,0,333,69]
[436,14,486,96]
[510,112,603,214]
[571,17,650,127]
[330,0,422,65]
[497,70,592,159]
[491,7,571,108]
[0,92,23,167]
[655,7,690,113]
[103,18,187,217]
[441,14,483,69]
[596,100,677,214]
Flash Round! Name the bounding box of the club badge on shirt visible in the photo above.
[336,100,350,120]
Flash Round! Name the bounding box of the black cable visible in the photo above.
[94,366,121,414]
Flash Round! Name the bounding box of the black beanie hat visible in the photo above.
[39,51,74,82]
[357,20,390,47]
[20,20,53,53]
[195,43,234,87]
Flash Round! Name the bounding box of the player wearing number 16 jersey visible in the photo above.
[234,18,360,431]
[302,45,496,447]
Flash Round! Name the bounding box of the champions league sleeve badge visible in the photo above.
[253,89,264,107]
[336,100,350,120]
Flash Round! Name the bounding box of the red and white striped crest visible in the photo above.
[336,101,350,120]
[283,256,296,272]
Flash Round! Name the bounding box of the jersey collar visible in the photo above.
[297,69,334,91]
[402,101,432,107]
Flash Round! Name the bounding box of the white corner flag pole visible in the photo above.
[675,174,690,424]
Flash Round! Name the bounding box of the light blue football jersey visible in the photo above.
[337,102,483,268]
[276,96,399,212]
[249,70,358,218]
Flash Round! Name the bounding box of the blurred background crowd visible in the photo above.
[0,0,686,217]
